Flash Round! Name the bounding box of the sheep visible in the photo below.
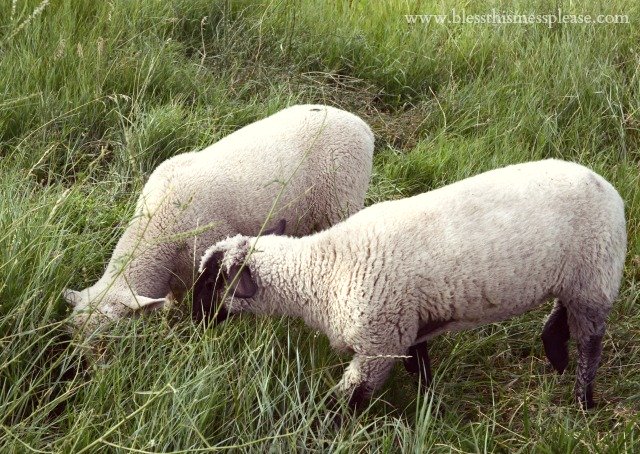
[194,159,627,411]
[64,104,374,336]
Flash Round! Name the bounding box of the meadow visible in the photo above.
[1,0,639,451]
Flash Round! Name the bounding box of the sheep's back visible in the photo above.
[318,159,625,328]
[136,105,374,293]
[170,104,373,236]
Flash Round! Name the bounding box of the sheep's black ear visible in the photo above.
[262,219,286,236]
[193,251,226,324]
[229,264,257,298]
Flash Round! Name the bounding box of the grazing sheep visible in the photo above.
[64,104,374,335]
[195,159,626,410]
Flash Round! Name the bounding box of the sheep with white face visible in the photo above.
[65,105,374,336]
[195,159,626,411]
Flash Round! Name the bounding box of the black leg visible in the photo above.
[322,383,371,430]
[404,341,433,390]
[575,334,603,410]
[541,304,570,374]
[323,393,344,429]
[338,354,396,412]
[347,382,371,410]
[565,304,609,410]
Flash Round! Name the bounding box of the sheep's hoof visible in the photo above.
[578,398,596,410]
[347,383,371,411]
[404,341,433,389]
[577,388,596,410]
[321,394,347,429]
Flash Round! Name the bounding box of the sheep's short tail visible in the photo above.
[541,302,570,374]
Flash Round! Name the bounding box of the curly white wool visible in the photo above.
[65,104,374,334]
[200,159,626,408]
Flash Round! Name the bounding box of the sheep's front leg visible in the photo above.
[338,354,397,410]
[404,341,433,391]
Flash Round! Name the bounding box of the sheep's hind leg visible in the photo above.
[567,306,609,410]
[338,354,397,410]
[575,333,604,410]
[541,302,570,374]
[404,341,433,391]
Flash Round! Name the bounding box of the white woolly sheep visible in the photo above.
[194,159,626,410]
[64,104,374,335]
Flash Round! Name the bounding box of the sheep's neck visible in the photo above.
[252,239,332,332]
[101,216,177,299]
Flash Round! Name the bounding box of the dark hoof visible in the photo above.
[577,390,596,410]
[322,394,350,429]
[347,383,371,411]
[404,342,433,390]
[578,399,596,410]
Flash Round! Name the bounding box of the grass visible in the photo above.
[1,0,639,451]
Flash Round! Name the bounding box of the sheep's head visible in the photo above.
[64,285,168,336]
[193,219,286,326]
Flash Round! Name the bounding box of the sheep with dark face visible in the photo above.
[195,159,626,410]
[64,105,374,336]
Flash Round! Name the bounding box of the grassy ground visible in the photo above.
[1,0,639,451]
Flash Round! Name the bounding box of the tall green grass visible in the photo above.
[1,0,639,451]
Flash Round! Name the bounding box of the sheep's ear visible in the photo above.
[229,264,257,298]
[263,219,286,236]
[194,251,224,323]
[63,289,82,306]
[124,295,168,312]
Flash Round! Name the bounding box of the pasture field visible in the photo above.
[1,0,639,452]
